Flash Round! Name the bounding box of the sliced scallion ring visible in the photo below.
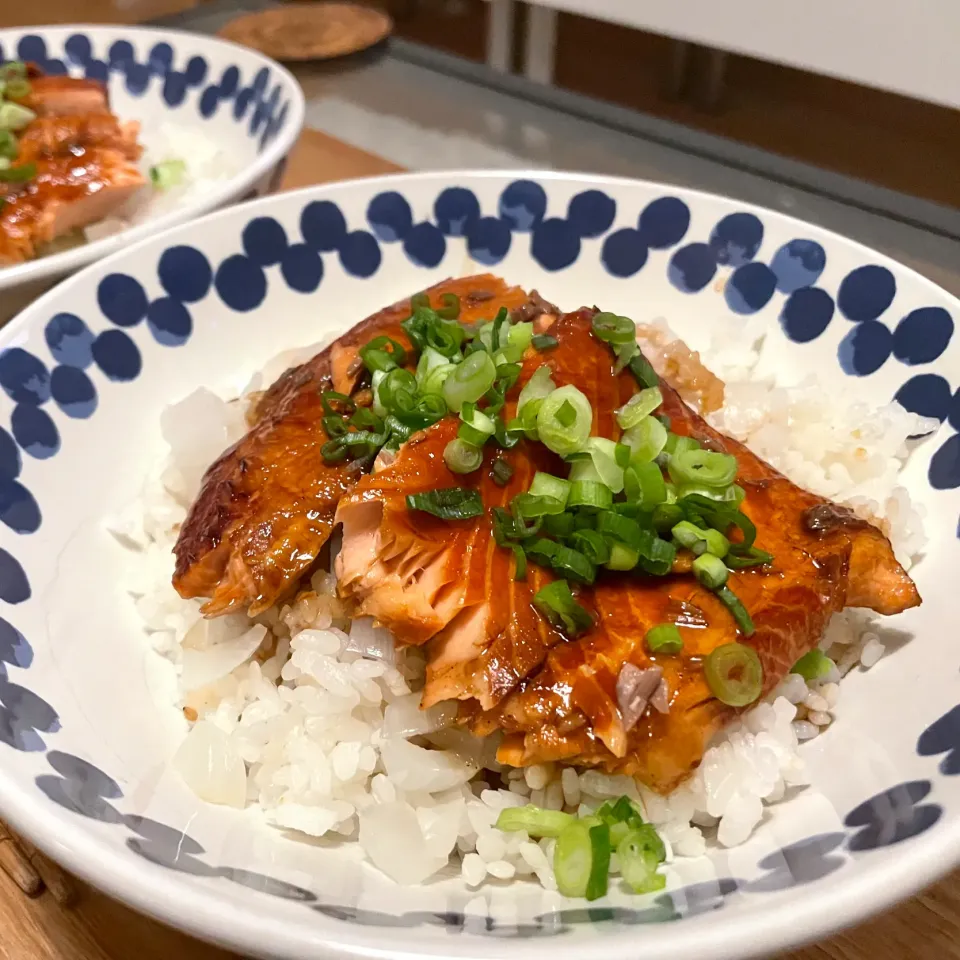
[704,641,763,706]
[622,416,668,464]
[645,623,683,654]
[616,386,664,430]
[406,487,484,520]
[443,438,483,474]
[442,350,496,412]
[537,385,593,457]
[591,312,636,345]
[495,805,574,837]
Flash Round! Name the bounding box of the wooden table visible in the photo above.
[1,128,957,960]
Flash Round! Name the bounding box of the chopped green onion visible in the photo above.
[673,520,729,558]
[320,391,355,416]
[622,416,669,464]
[495,805,574,837]
[591,312,636,345]
[442,350,496,412]
[636,531,676,576]
[406,487,484,520]
[149,159,186,190]
[425,317,464,357]
[3,77,30,100]
[416,346,452,389]
[321,438,347,464]
[585,823,612,901]
[436,292,460,319]
[652,502,684,534]
[0,130,16,160]
[409,292,430,312]
[616,386,663,430]
[0,161,35,183]
[574,437,625,493]
[596,511,644,551]
[0,102,34,132]
[511,543,527,580]
[668,448,738,489]
[378,368,418,415]
[623,462,668,507]
[646,623,683,654]
[605,542,640,571]
[529,471,571,507]
[550,544,596,584]
[542,512,575,538]
[704,641,763,706]
[492,459,514,486]
[618,829,667,895]
[537,385,593,457]
[716,585,756,636]
[628,353,659,389]
[791,649,835,682]
[613,340,638,374]
[512,492,568,519]
[724,484,747,506]
[349,407,382,431]
[516,365,556,431]
[0,61,26,80]
[531,333,558,351]
[444,438,483,474]
[552,821,592,899]
[533,580,594,636]
[692,552,728,589]
[359,335,407,374]
[504,321,534,360]
[492,506,540,544]
[322,414,348,438]
[568,480,613,511]
[664,433,700,458]
[569,529,611,565]
[458,402,496,442]
[725,546,774,569]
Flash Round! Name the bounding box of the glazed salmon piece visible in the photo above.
[335,307,920,792]
[173,275,535,616]
[17,74,110,116]
[0,76,145,266]
[0,114,145,265]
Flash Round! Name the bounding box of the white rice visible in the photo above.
[112,319,934,891]
[83,121,239,244]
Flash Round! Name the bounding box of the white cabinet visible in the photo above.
[484,0,960,110]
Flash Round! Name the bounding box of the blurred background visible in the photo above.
[7,0,958,294]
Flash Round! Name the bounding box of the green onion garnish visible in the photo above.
[617,828,667,894]
[616,386,663,430]
[623,461,668,507]
[0,161,35,183]
[622,416,668,464]
[0,61,27,80]
[692,552,728,589]
[704,641,763,705]
[791,649,834,682]
[672,520,729,558]
[531,333,558,351]
[716,585,756,636]
[0,130,17,160]
[528,471,571,507]
[442,350,496,412]
[360,335,407,373]
[443,438,483,474]
[573,437,625,492]
[505,321,534,359]
[569,529,611,565]
[668,448,738,489]
[4,78,31,101]
[568,479,613,511]
[605,542,640,571]
[495,805,574,837]
[0,102,35,132]
[149,159,186,190]
[533,579,594,635]
[628,353,659,389]
[553,820,611,901]
[512,492,568,519]
[511,543,527,580]
[645,623,683,654]
[591,311,636,345]
[492,459,514,486]
[406,486,484,520]
[436,292,460,319]
[725,545,773,569]
[536,385,592,457]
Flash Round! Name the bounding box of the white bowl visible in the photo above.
[0,171,955,960]
[0,24,304,295]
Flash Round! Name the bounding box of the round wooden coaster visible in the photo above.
[219,3,393,62]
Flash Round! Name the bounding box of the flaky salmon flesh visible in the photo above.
[175,276,920,793]
[0,64,145,266]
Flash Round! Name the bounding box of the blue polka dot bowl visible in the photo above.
[0,170,957,960]
[0,25,304,296]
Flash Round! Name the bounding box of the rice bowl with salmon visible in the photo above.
[114,274,931,897]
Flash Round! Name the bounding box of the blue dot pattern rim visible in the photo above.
[0,174,954,935]
[0,30,294,155]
